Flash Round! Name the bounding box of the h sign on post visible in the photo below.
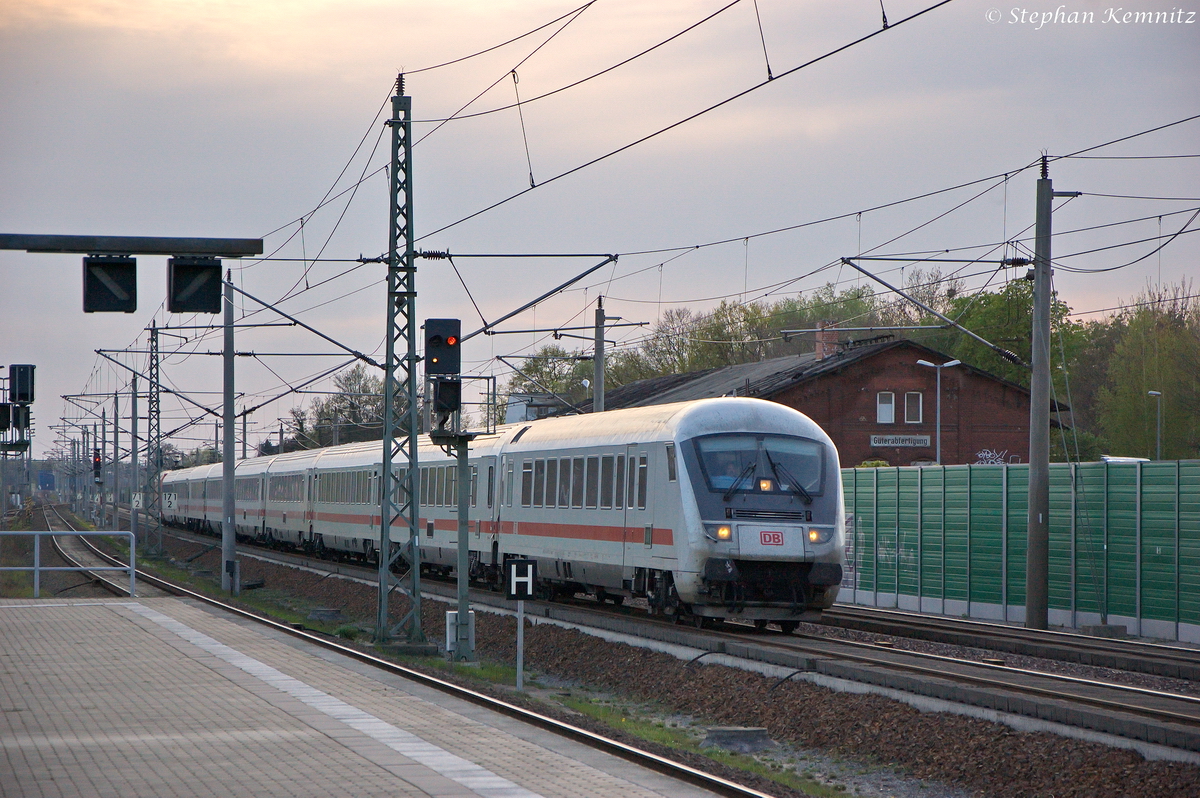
[505,558,536,692]
[506,559,537,600]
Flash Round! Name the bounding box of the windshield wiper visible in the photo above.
[765,451,813,504]
[723,462,757,502]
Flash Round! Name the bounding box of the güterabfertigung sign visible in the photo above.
[871,434,931,448]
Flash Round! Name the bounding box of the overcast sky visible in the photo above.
[2,0,1197,459]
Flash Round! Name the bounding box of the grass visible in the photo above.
[561,697,849,798]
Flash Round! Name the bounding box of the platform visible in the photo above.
[0,597,723,798]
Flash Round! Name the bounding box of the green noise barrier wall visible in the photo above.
[838,461,1200,643]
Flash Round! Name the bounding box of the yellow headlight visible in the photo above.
[758,478,773,492]
[808,528,819,543]
[717,525,732,540]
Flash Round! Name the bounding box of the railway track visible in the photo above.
[821,604,1200,681]
[149,522,1200,756]
[107,499,1199,684]
[39,503,170,598]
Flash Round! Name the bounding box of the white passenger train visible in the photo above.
[161,398,844,628]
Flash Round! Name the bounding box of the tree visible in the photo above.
[306,363,385,446]
[1096,284,1200,459]
[500,345,594,420]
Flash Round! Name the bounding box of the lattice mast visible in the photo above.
[377,74,424,643]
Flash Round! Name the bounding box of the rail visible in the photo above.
[0,531,136,598]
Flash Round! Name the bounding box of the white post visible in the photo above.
[516,599,525,692]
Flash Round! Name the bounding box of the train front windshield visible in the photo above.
[693,433,825,498]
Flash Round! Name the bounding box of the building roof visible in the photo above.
[581,338,1063,412]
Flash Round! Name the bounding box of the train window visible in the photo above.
[545,459,558,508]
[420,468,429,507]
[585,456,600,508]
[600,455,614,509]
[665,444,677,482]
[438,466,448,506]
[557,459,571,507]
[571,458,585,508]
[692,433,826,496]
[627,455,637,509]
[614,455,625,508]
[487,465,494,508]
[506,461,514,507]
[521,461,533,507]
[470,466,478,507]
[637,454,648,509]
[448,466,457,507]
[533,460,545,507]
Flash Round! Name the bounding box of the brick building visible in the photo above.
[580,337,1052,466]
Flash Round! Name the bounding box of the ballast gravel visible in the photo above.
[151,534,1200,798]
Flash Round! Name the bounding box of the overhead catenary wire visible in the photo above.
[416,0,958,242]
[75,103,1200,451]
[415,3,594,148]
[751,0,774,80]
[411,0,748,124]
[1067,292,1200,318]
[512,70,537,187]
[405,1,596,74]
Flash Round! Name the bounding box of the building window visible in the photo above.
[876,392,895,424]
[905,392,923,424]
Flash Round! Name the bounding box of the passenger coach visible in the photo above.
[162,398,845,628]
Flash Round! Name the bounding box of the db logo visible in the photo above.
[760,530,784,546]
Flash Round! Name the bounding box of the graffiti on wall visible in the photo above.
[974,448,1009,465]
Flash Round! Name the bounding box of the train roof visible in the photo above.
[158,398,833,478]
[498,397,833,452]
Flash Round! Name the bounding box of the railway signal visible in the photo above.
[424,318,461,375]
[92,449,102,482]
[82,256,138,313]
[8,364,34,404]
[168,256,222,313]
[432,378,461,415]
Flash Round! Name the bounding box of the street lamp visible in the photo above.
[1148,390,1162,460]
[917,359,961,464]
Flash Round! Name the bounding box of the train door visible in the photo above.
[474,455,500,568]
[622,444,653,572]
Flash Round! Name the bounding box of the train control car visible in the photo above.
[160,397,844,628]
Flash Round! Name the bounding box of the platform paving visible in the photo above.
[0,598,724,798]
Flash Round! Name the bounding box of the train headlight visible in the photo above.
[758,478,773,492]
[808,526,833,544]
[704,523,733,541]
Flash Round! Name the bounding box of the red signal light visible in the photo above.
[446,335,458,346]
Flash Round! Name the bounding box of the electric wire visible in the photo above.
[1063,154,1200,160]
[416,0,958,242]
[411,0,746,123]
[1044,212,1200,270]
[414,2,593,148]
[751,0,774,80]
[1068,292,1200,318]
[405,1,596,74]
[1083,192,1200,202]
[512,70,537,187]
